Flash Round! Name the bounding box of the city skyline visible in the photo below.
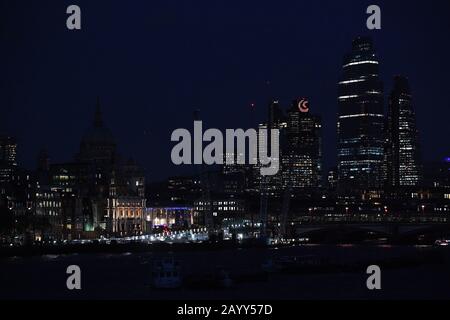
[0,64,446,185]
[1,0,450,182]
[2,1,450,302]
[1,53,448,185]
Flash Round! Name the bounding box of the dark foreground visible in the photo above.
[1,245,449,300]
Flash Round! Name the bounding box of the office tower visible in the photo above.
[282,99,322,190]
[337,36,384,195]
[0,135,18,183]
[251,99,286,194]
[266,99,285,192]
[268,99,285,130]
[0,135,17,165]
[385,76,422,187]
[252,123,268,190]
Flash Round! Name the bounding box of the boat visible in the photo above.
[151,257,182,289]
[434,239,450,247]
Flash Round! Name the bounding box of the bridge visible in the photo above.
[282,223,450,243]
[269,215,450,239]
[292,223,450,237]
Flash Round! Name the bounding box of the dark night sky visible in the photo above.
[1,0,449,182]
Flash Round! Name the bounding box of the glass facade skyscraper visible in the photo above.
[251,100,286,194]
[283,99,322,190]
[385,76,421,187]
[337,37,384,195]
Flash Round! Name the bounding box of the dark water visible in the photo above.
[1,245,449,300]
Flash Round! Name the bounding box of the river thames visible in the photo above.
[1,245,449,300]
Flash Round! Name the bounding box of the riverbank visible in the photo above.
[0,236,445,259]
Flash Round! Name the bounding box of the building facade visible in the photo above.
[385,76,422,187]
[337,37,385,196]
[193,199,246,226]
[146,207,193,229]
[282,99,322,191]
[0,135,17,183]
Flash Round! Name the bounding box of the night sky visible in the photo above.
[1,0,449,181]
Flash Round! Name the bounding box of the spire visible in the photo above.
[94,97,103,128]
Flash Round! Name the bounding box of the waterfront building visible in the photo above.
[193,198,246,226]
[146,206,194,229]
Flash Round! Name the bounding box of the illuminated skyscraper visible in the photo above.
[268,99,285,130]
[337,37,384,195]
[0,135,17,183]
[251,99,286,194]
[283,99,322,190]
[385,76,421,187]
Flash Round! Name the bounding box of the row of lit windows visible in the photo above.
[339,113,384,119]
[195,206,241,212]
[37,201,61,208]
[197,201,239,206]
[340,160,383,166]
[343,60,379,68]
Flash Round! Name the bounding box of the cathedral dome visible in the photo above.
[81,126,115,147]
[81,101,115,147]
[77,99,116,163]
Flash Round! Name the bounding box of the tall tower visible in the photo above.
[385,76,421,187]
[268,99,284,130]
[0,135,17,183]
[283,99,322,191]
[0,135,17,166]
[337,37,384,195]
[251,99,285,193]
